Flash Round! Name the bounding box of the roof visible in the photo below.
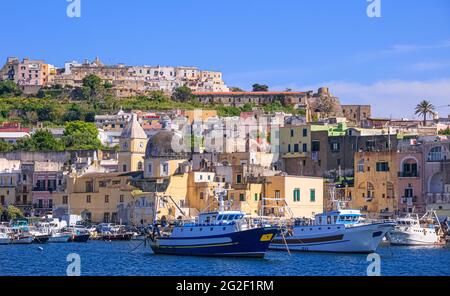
[120,114,147,139]
[0,132,30,138]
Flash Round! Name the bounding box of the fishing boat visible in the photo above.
[0,225,12,245]
[388,210,445,246]
[29,227,51,244]
[269,189,396,253]
[10,230,34,244]
[149,188,279,258]
[48,231,72,243]
[68,225,90,243]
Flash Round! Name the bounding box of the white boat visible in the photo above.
[10,232,34,244]
[48,231,72,243]
[388,211,445,246]
[270,209,395,253]
[0,225,12,245]
[269,189,395,253]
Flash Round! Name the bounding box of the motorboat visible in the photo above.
[388,210,445,246]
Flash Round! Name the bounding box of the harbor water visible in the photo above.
[1,241,450,276]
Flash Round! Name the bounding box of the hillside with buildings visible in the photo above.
[1,56,450,225]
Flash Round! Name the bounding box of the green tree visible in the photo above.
[0,80,21,96]
[252,84,269,92]
[172,85,194,102]
[62,121,103,150]
[229,87,244,92]
[14,130,63,152]
[6,205,24,220]
[82,74,105,101]
[63,104,83,122]
[37,105,56,122]
[415,100,435,127]
[85,111,96,122]
[0,140,13,152]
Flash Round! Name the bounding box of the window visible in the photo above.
[275,190,281,199]
[310,189,316,202]
[122,164,127,172]
[303,143,308,152]
[236,174,242,184]
[290,129,294,137]
[63,196,68,205]
[104,195,110,203]
[239,194,245,201]
[303,128,308,137]
[288,144,291,153]
[331,142,340,152]
[23,174,27,181]
[148,164,153,174]
[0,195,4,205]
[428,146,443,162]
[104,212,110,223]
[293,189,300,202]
[376,162,390,172]
[357,159,364,172]
[294,144,299,152]
[138,162,143,170]
[162,163,169,175]
[254,193,258,201]
[312,141,320,152]
[200,192,204,200]
[86,195,91,203]
[119,195,124,203]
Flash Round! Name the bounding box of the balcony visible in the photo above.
[400,196,417,205]
[426,193,450,204]
[398,171,419,178]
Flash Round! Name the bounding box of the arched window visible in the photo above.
[357,159,364,172]
[428,146,443,162]
[137,161,143,170]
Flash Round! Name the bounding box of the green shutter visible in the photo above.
[254,193,258,201]
[293,189,300,202]
[310,189,316,202]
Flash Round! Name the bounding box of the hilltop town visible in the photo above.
[0,56,449,225]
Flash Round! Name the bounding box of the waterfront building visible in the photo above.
[263,175,324,218]
[31,161,65,216]
[423,139,450,216]
[351,150,399,217]
[0,159,21,207]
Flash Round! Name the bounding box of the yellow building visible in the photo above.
[52,171,141,223]
[118,114,148,173]
[264,175,323,218]
[280,125,311,158]
[351,151,398,216]
[181,109,218,124]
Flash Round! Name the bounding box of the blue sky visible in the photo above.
[1,0,450,118]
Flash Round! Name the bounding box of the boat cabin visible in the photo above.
[195,211,245,226]
[314,209,363,226]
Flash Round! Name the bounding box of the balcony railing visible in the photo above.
[400,196,417,205]
[426,193,450,204]
[398,171,419,178]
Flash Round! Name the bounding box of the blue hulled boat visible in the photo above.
[149,210,279,258]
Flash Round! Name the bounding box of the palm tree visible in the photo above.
[415,100,435,126]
